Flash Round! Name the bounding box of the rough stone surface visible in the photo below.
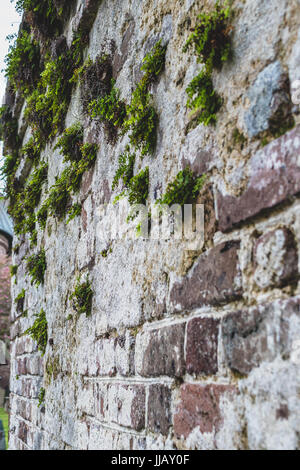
[174,384,238,444]
[253,227,299,288]
[169,241,243,313]
[217,126,300,232]
[244,62,292,137]
[147,385,172,436]
[136,324,186,377]
[222,297,300,375]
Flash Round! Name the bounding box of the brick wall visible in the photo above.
[7,0,300,450]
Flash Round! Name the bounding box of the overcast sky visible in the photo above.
[0,0,21,191]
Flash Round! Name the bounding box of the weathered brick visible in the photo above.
[17,420,29,444]
[108,384,146,431]
[253,227,299,288]
[147,385,172,436]
[16,357,28,375]
[169,241,242,313]
[186,317,220,376]
[136,323,186,377]
[217,125,300,232]
[174,384,237,439]
[222,297,300,375]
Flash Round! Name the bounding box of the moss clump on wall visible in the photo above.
[183,1,231,71]
[186,71,222,126]
[112,146,135,191]
[10,265,18,277]
[183,1,232,126]
[38,387,46,408]
[66,203,82,224]
[123,81,158,157]
[88,79,127,138]
[5,28,42,96]
[70,276,94,317]
[122,41,167,156]
[114,166,149,224]
[157,167,206,207]
[15,0,74,37]
[54,122,84,163]
[25,308,48,355]
[26,249,47,286]
[141,40,167,83]
[73,55,112,112]
[5,161,48,246]
[24,162,48,211]
[37,126,98,224]
[21,135,43,166]
[15,288,26,313]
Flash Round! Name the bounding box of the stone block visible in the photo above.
[169,241,242,313]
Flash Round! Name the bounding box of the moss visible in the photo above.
[121,41,167,156]
[40,169,72,221]
[25,308,48,355]
[126,167,150,207]
[183,1,231,71]
[66,203,82,224]
[112,146,135,191]
[123,80,158,156]
[183,1,232,126]
[141,40,167,83]
[26,248,46,286]
[70,276,93,317]
[54,122,84,162]
[10,265,18,277]
[45,356,60,382]
[5,28,41,96]
[157,167,207,207]
[6,161,47,242]
[186,70,222,126]
[232,128,247,148]
[36,203,49,230]
[21,134,43,166]
[101,248,112,258]
[38,387,45,408]
[15,289,26,313]
[114,166,149,208]
[73,55,112,111]
[24,162,48,211]
[38,136,97,225]
[15,0,71,37]
[0,153,19,184]
[24,33,88,142]
[88,79,126,137]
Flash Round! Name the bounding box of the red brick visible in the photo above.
[186,317,220,376]
[174,384,237,439]
[169,241,242,313]
[137,324,186,377]
[253,227,299,288]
